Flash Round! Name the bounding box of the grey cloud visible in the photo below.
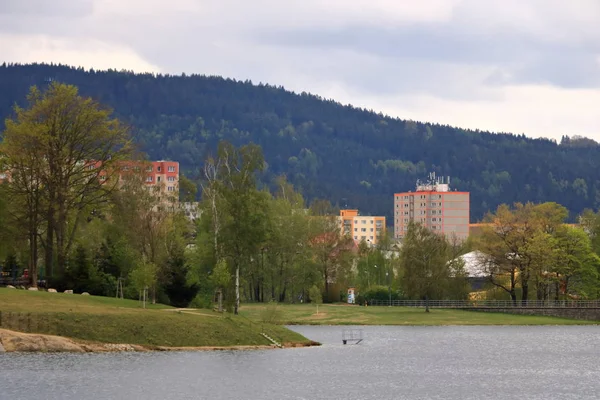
[254,22,600,90]
[0,0,93,17]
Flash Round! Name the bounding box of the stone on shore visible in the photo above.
[64,290,73,294]
[6,285,15,289]
[28,287,38,291]
[47,288,57,293]
[81,292,90,296]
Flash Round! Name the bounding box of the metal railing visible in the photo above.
[367,299,600,308]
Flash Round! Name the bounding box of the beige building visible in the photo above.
[339,209,386,246]
[394,174,469,241]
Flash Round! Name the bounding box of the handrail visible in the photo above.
[367,299,600,308]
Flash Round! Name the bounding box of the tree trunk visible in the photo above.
[29,228,38,288]
[521,283,529,306]
[234,265,240,314]
[425,294,430,313]
[45,208,54,279]
[510,290,517,306]
[55,199,67,277]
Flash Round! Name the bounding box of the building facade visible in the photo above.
[339,209,386,246]
[394,174,469,242]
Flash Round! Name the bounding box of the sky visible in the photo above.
[2,0,600,141]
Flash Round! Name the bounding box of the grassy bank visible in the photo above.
[240,303,598,325]
[0,289,310,347]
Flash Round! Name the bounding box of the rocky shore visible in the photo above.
[0,329,319,353]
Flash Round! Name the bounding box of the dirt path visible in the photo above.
[161,308,220,318]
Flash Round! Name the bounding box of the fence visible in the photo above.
[367,299,600,308]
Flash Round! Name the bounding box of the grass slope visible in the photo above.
[240,303,598,325]
[0,289,309,347]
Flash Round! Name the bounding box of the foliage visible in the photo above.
[358,285,402,304]
[477,202,600,302]
[3,63,600,225]
[399,222,470,303]
[1,82,132,286]
[308,285,323,304]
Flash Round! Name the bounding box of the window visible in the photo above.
[362,220,366,224]
[157,167,162,172]
[122,166,129,171]
[354,228,357,232]
[354,236,358,240]
[167,176,175,182]
[370,236,373,240]
[157,176,161,182]
[370,220,373,224]
[168,166,176,172]
[370,228,374,232]
[99,175,106,181]
[168,186,175,192]
[88,165,95,170]
[146,166,153,172]
[361,228,366,232]
[146,176,152,182]
[361,236,366,240]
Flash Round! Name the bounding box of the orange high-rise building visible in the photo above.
[339,209,386,246]
[394,173,469,242]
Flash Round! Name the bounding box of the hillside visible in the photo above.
[1,62,599,221]
[0,289,310,348]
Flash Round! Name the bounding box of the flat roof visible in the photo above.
[394,191,470,196]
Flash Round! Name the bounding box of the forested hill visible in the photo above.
[1,63,599,221]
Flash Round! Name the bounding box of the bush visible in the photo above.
[189,293,213,309]
[356,285,403,305]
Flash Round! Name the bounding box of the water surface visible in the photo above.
[2,325,599,400]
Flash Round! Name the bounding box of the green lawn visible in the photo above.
[0,289,310,347]
[240,303,598,325]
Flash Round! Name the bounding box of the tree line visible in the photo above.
[476,202,600,303]
[3,82,599,312]
[2,63,600,224]
[0,83,476,310]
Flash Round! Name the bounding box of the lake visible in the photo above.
[2,325,600,399]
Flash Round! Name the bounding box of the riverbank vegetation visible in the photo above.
[0,289,310,347]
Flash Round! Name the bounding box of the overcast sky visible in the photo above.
[2,0,600,141]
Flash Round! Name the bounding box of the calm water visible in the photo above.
[2,325,600,400]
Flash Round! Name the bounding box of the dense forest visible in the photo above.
[1,63,599,222]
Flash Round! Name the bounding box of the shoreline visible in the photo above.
[0,329,320,353]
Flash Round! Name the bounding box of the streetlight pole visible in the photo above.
[366,239,371,288]
[386,271,391,306]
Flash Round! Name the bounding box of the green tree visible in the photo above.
[1,82,132,282]
[399,222,469,312]
[308,285,322,314]
[211,141,267,314]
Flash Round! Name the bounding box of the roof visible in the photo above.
[456,250,493,278]
[394,191,470,196]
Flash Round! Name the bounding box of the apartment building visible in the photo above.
[339,209,386,246]
[394,174,470,242]
[115,160,179,207]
